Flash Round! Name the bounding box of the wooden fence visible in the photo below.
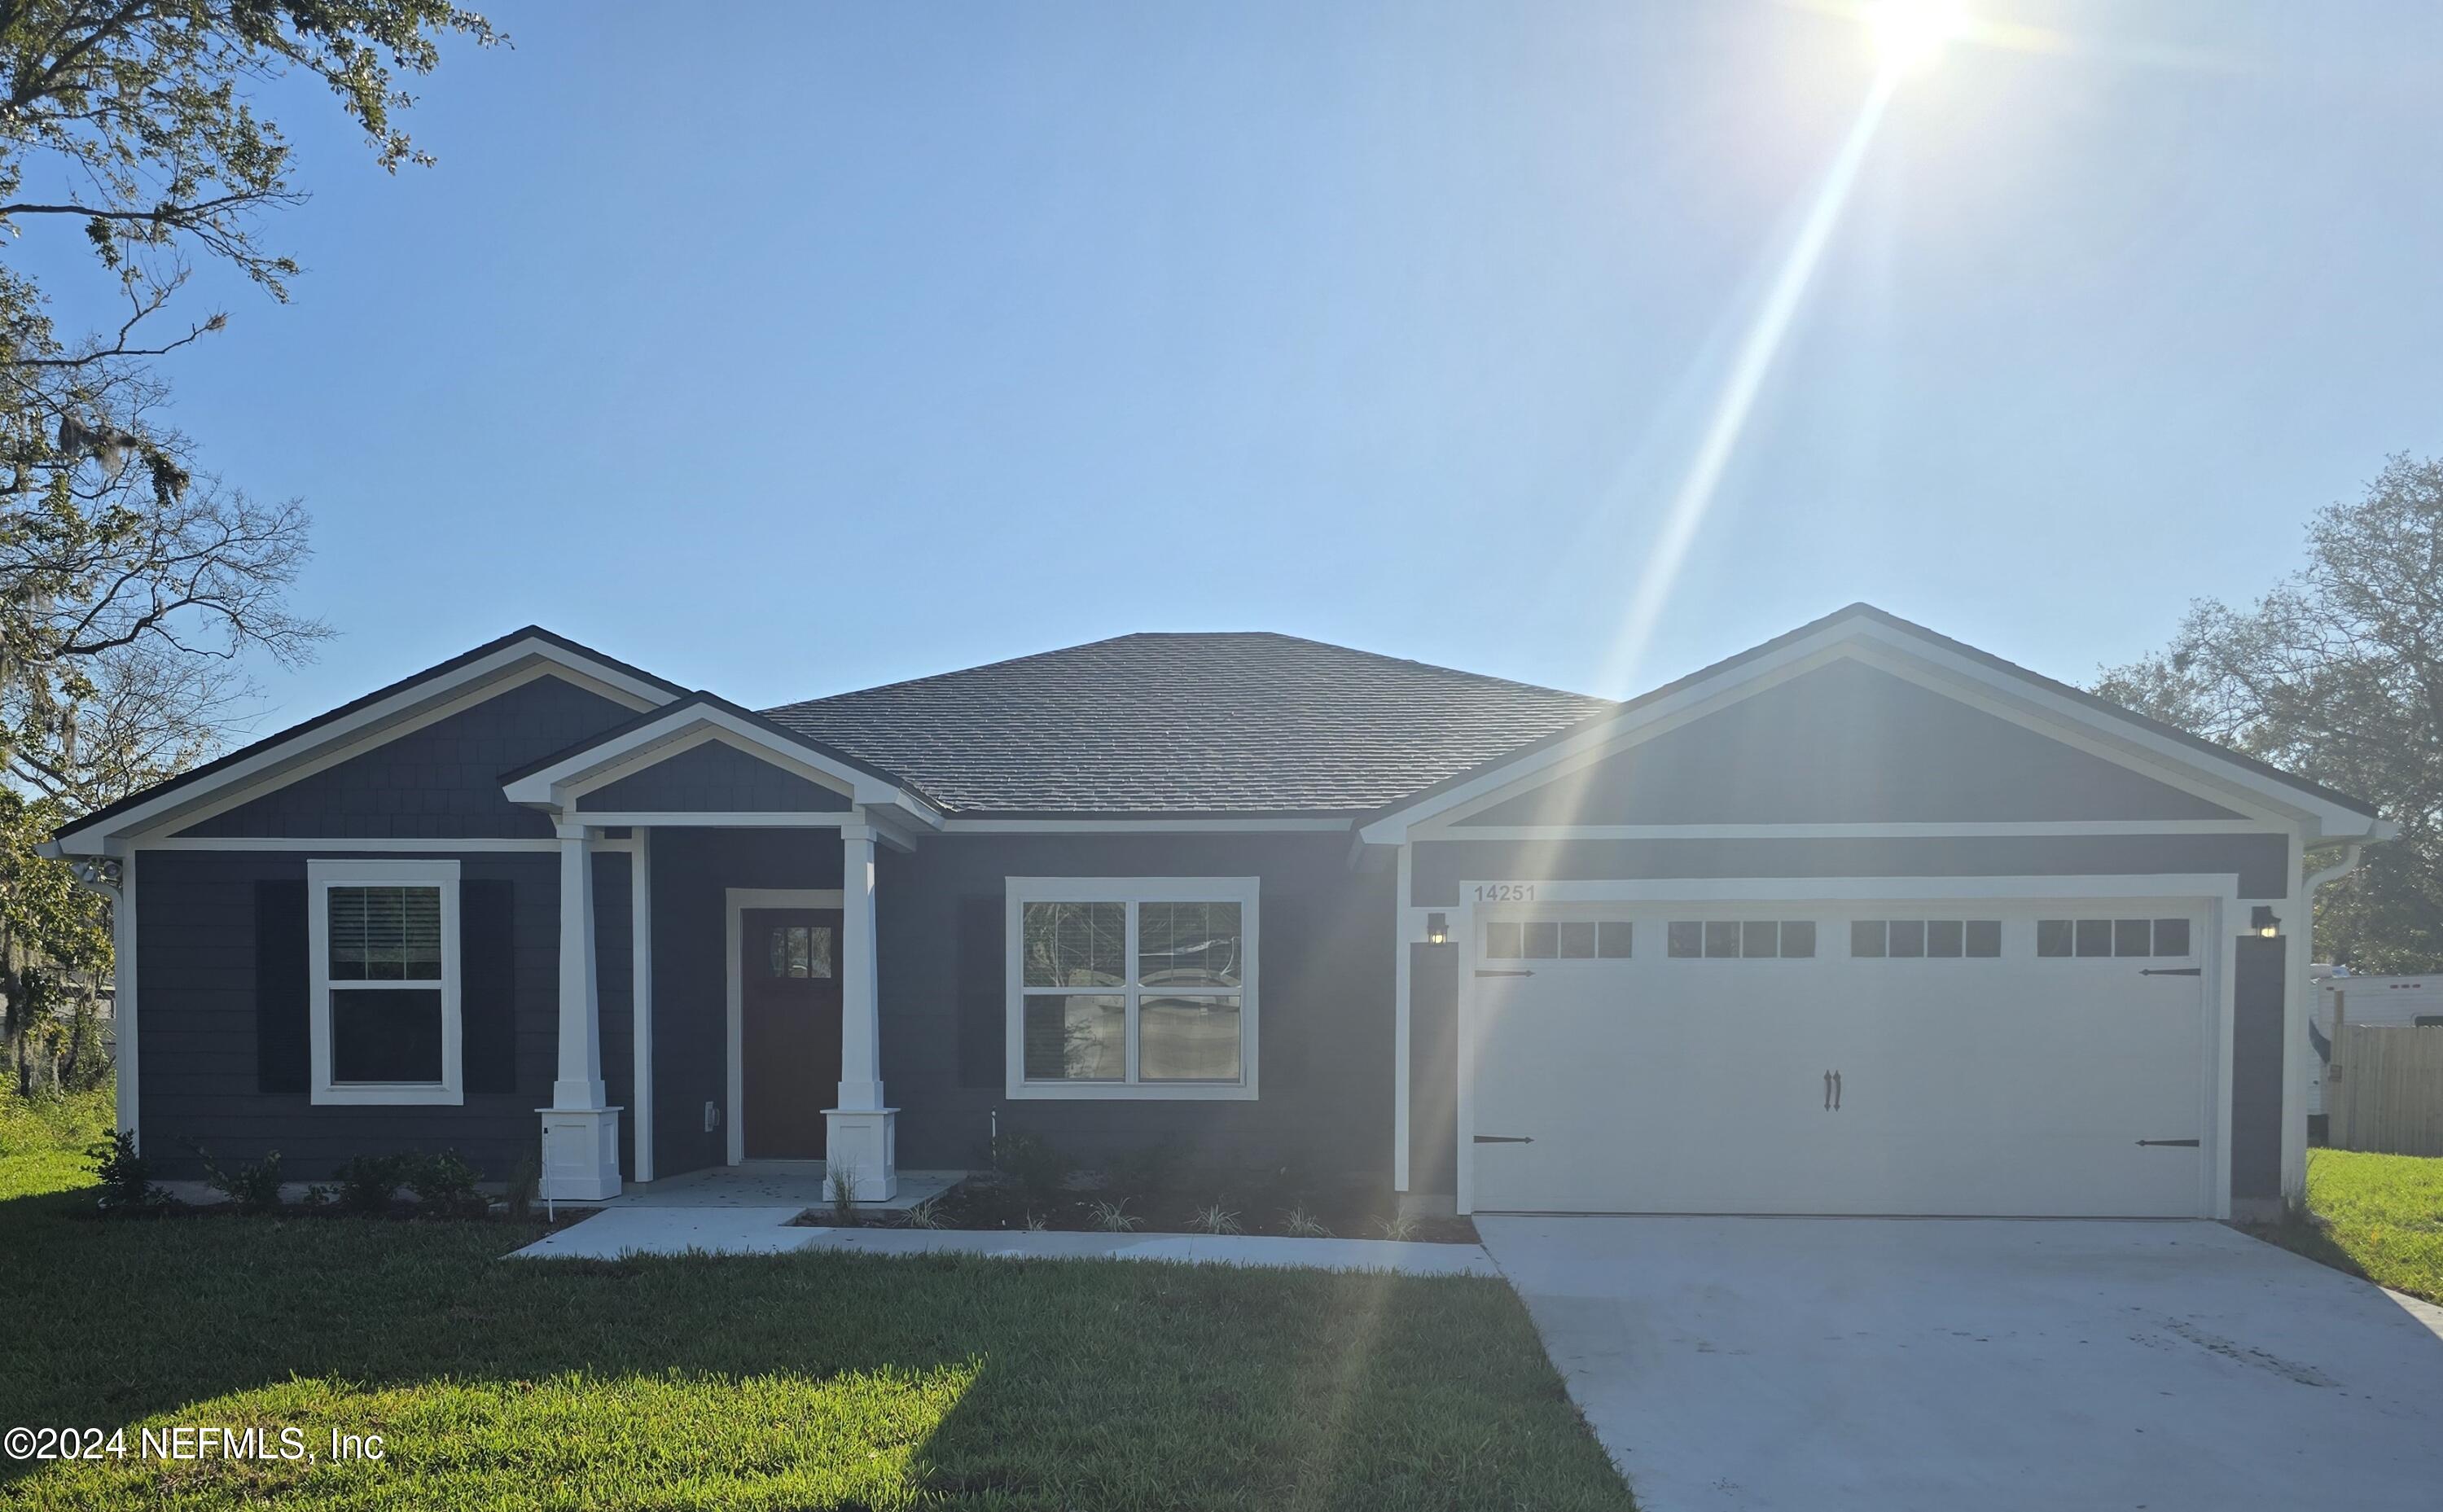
[2327,1025,2443,1158]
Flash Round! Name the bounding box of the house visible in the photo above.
[44,603,2393,1221]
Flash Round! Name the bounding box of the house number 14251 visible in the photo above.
[1472,883,1537,902]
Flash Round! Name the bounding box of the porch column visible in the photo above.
[824,821,897,1199]
[540,822,622,1200]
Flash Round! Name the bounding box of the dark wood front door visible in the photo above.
[741,908,843,1158]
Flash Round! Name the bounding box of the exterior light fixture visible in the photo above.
[1426,912,1450,946]
[2250,906,2280,938]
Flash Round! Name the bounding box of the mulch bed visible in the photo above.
[796,1175,1480,1244]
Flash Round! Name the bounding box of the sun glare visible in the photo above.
[1866,0,1966,73]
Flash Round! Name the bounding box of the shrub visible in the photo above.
[405,1150,484,1217]
[1282,1206,1331,1238]
[827,1163,859,1225]
[504,1151,541,1222]
[85,1129,165,1212]
[1189,1202,1241,1236]
[1375,1212,1420,1242]
[1088,1198,1141,1233]
[902,1194,948,1229]
[186,1139,285,1214]
[1022,1211,1048,1232]
[332,1154,406,1215]
[992,1129,1072,1208]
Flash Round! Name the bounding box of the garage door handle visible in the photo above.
[1833,1069,1842,1111]
[2135,1137,2200,1147]
[1474,968,1534,978]
[1823,1069,1834,1111]
[2140,967,2202,977]
[1473,1134,1535,1144]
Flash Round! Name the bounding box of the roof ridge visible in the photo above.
[762,629,1612,715]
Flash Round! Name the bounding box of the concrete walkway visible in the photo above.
[508,1205,1494,1275]
[1479,1214,2443,1512]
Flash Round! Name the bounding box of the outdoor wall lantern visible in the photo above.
[1426,912,1450,946]
[2250,905,2280,938]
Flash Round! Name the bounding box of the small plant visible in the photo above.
[1022,1211,1048,1232]
[902,1194,948,1229]
[86,1129,165,1212]
[186,1138,285,1214]
[1088,1198,1142,1233]
[504,1151,541,1222]
[992,1129,1073,1208]
[1189,1202,1241,1236]
[1282,1206,1332,1238]
[300,1185,335,1208]
[406,1150,485,1217]
[827,1163,859,1225]
[1375,1212,1420,1242]
[333,1154,406,1216]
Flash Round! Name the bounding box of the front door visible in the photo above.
[741,908,843,1158]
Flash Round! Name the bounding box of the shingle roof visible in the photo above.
[761,632,1615,815]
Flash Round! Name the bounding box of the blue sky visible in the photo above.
[43,0,2443,728]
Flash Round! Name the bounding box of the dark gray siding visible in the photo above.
[136,847,634,1183]
[1407,942,1458,1196]
[1460,660,2242,826]
[577,741,849,814]
[1411,833,2293,905]
[179,674,638,839]
[645,828,843,1179]
[2230,936,2286,1202]
[876,832,1394,1178]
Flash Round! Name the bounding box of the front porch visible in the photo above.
[568,1161,963,1211]
[501,695,946,1203]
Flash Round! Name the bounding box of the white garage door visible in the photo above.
[1468,901,2212,1216]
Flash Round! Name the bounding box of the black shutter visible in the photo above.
[254,879,310,1093]
[955,893,1003,1088]
[461,878,518,1094]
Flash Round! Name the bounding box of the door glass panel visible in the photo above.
[766,923,836,980]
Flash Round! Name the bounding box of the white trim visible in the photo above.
[307,858,463,1107]
[128,836,564,852]
[629,831,654,1185]
[1002,875,1261,1102]
[503,703,941,829]
[1450,873,2241,1222]
[943,817,1353,834]
[723,887,844,1167]
[1364,613,2384,845]
[1393,843,1412,1192]
[57,645,674,852]
[1428,820,2283,841]
[568,811,861,831]
[112,848,137,1144]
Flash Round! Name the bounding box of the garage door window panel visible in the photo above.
[1667,920,1815,959]
[1009,880,1257,1099]
[1853,919,2005,960]
[2040,917,2197,959]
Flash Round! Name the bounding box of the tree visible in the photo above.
[0,2,495,1090]
[2094,454,2443,971]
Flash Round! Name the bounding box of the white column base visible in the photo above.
[822,1107,898,1201]
[538,1107,624,1201]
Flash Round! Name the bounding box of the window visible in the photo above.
[1852,920,2003,959]
[1485,919,1635,959]
[2037,917,2195,959]
[768,923,834,979]
[1007,879,1257,1099]
[1668,920,1816,958]
[309,859,461,1105]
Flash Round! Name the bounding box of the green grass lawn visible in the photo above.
[2248,1147,2443,1304]
[0,1088,1631,1510]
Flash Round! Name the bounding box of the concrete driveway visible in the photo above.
[1479,1216,2443,1512]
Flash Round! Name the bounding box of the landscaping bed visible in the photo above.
[800,1172,1479,1242]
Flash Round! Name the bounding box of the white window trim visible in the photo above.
[308,857,463,1106]
[1004,876,1260,1102]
